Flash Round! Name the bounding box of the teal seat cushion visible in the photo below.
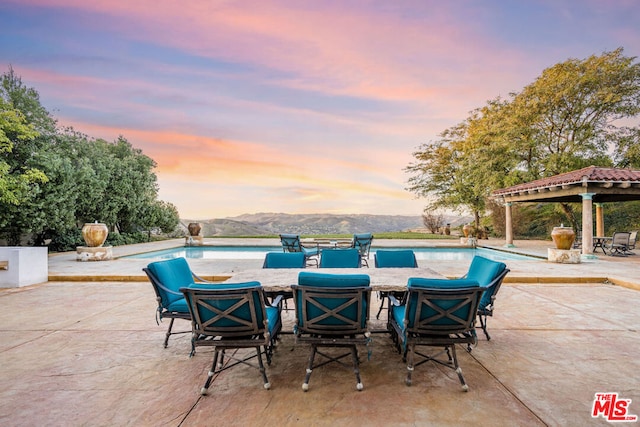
[391,304,407,333]
[465,256,506,308]
[166,297,189,313]
[147,258,196,306]
[265,306,280,334]
[375,250,417,268]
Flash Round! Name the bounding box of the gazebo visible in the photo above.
[491,166,640,256]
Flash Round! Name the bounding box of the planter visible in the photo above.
[551,225,575,250]
[188,222,202,236]
[81,222,109,247]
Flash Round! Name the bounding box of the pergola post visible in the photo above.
[595,203,604,237]
[581,193,596,258]
[504,202,515,247]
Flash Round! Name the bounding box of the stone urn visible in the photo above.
[188,222,202,237]
[444,224,451,235]
[462,224,473,238]
[551,225,575,250]
[82,222,109,247]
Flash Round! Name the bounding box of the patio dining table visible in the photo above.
[226,267,445,293]
[593,236,611,254]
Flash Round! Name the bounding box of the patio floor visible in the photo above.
[1,238,639,426]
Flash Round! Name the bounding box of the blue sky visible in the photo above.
[1,0,639,219]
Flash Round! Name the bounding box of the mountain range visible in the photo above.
[180,213,473,236]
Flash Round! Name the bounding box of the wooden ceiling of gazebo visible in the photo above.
[492,166,640,203]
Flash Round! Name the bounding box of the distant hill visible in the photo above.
[180,213,473,236]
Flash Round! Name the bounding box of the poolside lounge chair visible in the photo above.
[180,282,282,394]
[387,278,484,391]
[626,231,637,254]
[292,272,372,391]
[143,257,212,348]
[319,248,361,268]
[460,255,509,341]
[279,234,319,267]
[373,249,418,319]
[351,233,374,267]
[608,232,632,257]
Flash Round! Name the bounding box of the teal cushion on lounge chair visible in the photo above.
[465,256,506,308]
[147,258,196,306]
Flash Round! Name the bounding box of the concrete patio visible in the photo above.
[1,238,639,426]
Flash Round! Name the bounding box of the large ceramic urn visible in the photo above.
[551,225,576,250]
[188,222,202,237]
[82,222,109,247]
[462,224,473,238]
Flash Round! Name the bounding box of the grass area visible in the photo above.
[204,232,458,240]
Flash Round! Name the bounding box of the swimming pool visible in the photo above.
[124,246,538,261]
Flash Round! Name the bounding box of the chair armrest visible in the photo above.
[388,294,403,307]
[269,294,284,308]
[192,273,214,283]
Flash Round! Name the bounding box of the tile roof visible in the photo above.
[492,166,640,196]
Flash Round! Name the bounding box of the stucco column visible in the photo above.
[595,203,604,237]
[504,202,514,247]
[581,193,595,257]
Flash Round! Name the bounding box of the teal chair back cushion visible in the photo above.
[183,282,274,332]
[319,248,361,268]
[465,256,507,308]
[374,250,418,268]
[147,257,195,307]
[296,272,370,328]
[280,234,302,252]
[353,233,373,252]
[396,278,479,328]
[263,252,306,268]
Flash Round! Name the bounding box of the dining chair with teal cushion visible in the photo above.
[461,256,509,340]
[373,249,418,319]
[279,234,319,266]
[319,248,361,268]
[143,257,211,348]
[180,282,282,395]
[292,272,372,391]
[263,251,306,269]
[352,233,374,267]
[387,278,483,391]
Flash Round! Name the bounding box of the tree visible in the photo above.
[422,210,443,234]
[407,48,640,234]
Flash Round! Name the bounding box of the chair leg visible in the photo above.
[376,293,386,319]
[449,344,469,392]
[163,318,175,348]
[255,346,271,390]
[302,345,318,391]
[350,346,363,391]
[478,313,491,340]
[405,344,415,386]
[201,349,220,395]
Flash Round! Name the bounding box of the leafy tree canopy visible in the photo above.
[406,48,640,233]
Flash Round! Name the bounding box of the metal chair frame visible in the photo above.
[292,284,372,391]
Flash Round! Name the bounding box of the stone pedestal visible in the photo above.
[185,236,204,246]
[460,237,477,247]
[76,246,113,261]
[547,248,581,264]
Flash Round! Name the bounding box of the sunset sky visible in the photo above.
[1,1,639,219]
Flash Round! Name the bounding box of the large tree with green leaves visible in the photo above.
[0,67,180,246]
[407,48,640,233]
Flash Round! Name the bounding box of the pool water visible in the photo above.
[124,246,537,261]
